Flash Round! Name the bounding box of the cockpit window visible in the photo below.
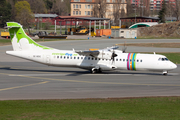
[165,58,169,61]
[158,57,169,61]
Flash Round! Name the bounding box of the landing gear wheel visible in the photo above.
[90,68,101,74]
[97,68,102,73]
[163,71,168,76]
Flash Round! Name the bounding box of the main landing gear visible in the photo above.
[90,68,102,74]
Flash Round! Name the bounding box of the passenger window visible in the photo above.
[137,60,139,62]
[116,59,118,61]
[123,59,125,61]
[126,59,128,61]
[92,58,94,60]
[88,57,90,60]
[67,57,69,59]
[70,57,72,59]
[130,59,131,62]
[60,56,62,59]
[77,57,79,59]
[57,56,59,59]
[95,58,97,60]
[162,58,165,61]
[140,60,142,62]
[64,56,66,59]
[120,59,121,61]
[99,58,101,60]
[134,59,135,62]
[74,57,76,59]
[81,57,83,59]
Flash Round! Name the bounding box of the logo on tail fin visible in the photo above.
[7,22,53,51]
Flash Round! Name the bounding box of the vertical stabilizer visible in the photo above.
[7,22,53,51]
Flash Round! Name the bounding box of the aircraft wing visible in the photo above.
[74,46,119,58]
[75,50,100,57]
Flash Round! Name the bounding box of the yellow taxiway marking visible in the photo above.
[0,81,49,92]
[0,72,180,87]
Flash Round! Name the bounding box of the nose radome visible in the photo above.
[171,63,177,69]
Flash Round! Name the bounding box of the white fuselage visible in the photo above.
[6,49,177,72]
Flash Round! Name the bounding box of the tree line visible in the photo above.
[0,0,70,28]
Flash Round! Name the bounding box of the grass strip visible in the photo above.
[0,97,180,120]
[117,43,180,48]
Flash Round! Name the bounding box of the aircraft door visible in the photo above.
[46,55,51,64]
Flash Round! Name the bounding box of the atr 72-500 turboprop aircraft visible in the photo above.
[6,22,177,75]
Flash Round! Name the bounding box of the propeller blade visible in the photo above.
[122,41,127,53]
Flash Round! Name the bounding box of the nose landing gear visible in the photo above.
[163,71,168,75]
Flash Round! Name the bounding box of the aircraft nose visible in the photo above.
[171,63,177,69]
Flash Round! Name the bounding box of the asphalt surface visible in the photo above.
[0,39,180,100]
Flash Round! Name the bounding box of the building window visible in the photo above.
[88,11,90,15]
[73,11,75,15]
[73,4,75,8]
[79,5,81,8]
[91,11,93,15]
[86,0,92,2]
[85,5,87,9]
[112,0,115,2]
[85,11,87,15]
[74,0,80,2]
[76,11,78,15]
[88,5,90,9]
[91,5,93,9]
[79,11,81,15]
[76,4,78,8]
[106,0,110,2]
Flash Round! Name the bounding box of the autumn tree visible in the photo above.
[26,0,47,13]
[113,0,127,25]
[0,0,12,27]
[172,0,180,21]
[52,0,70,15]
[15,1,34,33]
[93,0,107,18]
[126,0,136,17]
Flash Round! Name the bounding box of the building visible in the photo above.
[130,0,176,11]
[150,0,176,11]
[70,0,127,20]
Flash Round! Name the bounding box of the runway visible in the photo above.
[0,39,180,100]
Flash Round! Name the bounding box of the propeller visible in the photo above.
[122,41,127,53]
[111,47,118,64]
